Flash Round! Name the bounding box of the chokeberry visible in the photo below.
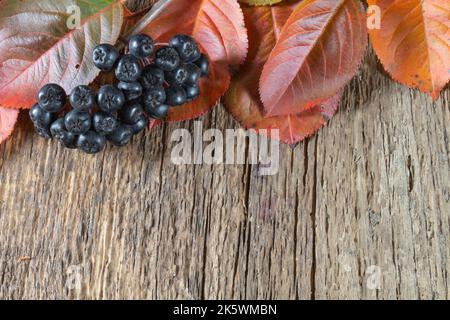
[93,112,119,136]
[93,44,119,71]
[119,100,144,124]
[34,123,52,140]
[38,83,66,113]
[115,54,142,82]
[50,118,76,147]
[169,34,201,63]
[77,131,107,154]
[166,85,187,106]
[184,63,201,86]
[195,54,209,77]
[166,64,190,86]
[29,103,53,127]
[107,125,133,147]
[130,115,149,134]
[129,34,155,58]
[185,85,200,101]
[142,86,167,109]
[97,85,125,113]
[65,110,91,134]
[69,85,95,111]
[155,46,181,71]
[140,65,165,89]
[50,118,68,139]
[144,104,169,120]
[117,81,143,101]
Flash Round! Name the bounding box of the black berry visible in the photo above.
[130,115,149,134]
[129,34,155,58]
[34,123,52,140]
[166,64,190,86]
[169,34,201,63]
[142,86,166,109]
[155,46,181,71]
[117,81,143,101]
[77,131,107,154]
[97,85,125,113]
[119,100,144,124]
[166,85,187,106]
[93,44,119,71]
[29,103,52,127]
[38,83,66,113]
[140,65,165,89]
[185,85,200,101]
[184,63,201,86]
[51,119,76,147]
[93,112,119,136]
[107,125,133,147]
[69,85,95,111]
[115,54,142,82]
[65,110,91,134]
[195,54,209,77]
[144,104,169,120]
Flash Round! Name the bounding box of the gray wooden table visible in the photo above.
[0,46,449,299]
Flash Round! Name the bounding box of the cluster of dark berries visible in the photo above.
[29,34,209,154]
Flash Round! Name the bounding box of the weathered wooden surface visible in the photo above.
[0,45,449,299]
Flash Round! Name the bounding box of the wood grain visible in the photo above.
[0,0,449,299]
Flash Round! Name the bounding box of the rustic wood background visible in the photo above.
[0,1,449,300]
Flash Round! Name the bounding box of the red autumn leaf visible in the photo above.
[224,4,341,145]
[0,0,125,109]
[140,0,248,122]
[368,0,450,100]
[259,0,367,117]
[0,106,19,145]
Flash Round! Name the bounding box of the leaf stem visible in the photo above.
[124,0,173,39]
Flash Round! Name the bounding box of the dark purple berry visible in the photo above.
[77,131,107,154]
[142,86,166,109]
[115,54,142,82]
[140,65,165,89]
[93,112,119,136]
[38,83,66,113]
[129,34,155,58]
[69,85,95,111]
[50,118,76,147]
[195,54,209,77]
[185,85,200,101]
[34,123,52,140]
[169,34,201,63]
[93,44,119,71]
[119,100,144,124]
[29,103,52,127]
[155,46,181,71]
[130,115,149,134]
[65,110,91,134]
[184,63,201,86]
[117,81,143,101]
[166,64,190,86]
[144,104,169,120]
[97,85,125,113]
[166,85,187,106]
[107,125,133,147]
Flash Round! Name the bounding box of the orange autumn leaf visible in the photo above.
[224,3,341,145]
[259,0,367,117]
[140,0,248,122]
[0,106,19,144]
[368,0,450,99]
